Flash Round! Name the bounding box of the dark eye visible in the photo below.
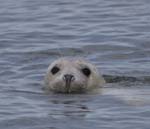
[51,66,60,75]
[81,67,91,77]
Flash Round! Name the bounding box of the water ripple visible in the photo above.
[0,0,150,129]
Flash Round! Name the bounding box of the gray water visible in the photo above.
[0,0,150,129]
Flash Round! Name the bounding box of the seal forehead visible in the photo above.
[51,58,95,70]
[51,58,78,66]
[52,58,74,67]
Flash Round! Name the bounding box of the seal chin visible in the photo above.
[65,85,86,94]
[51,83,86,94]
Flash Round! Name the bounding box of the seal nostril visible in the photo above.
[63,74,75,82]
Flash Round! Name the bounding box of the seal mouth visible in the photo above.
[65,79,71,93]
[63,74,74,93]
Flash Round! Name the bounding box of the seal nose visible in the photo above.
[63,74,75,93]
[63,74,75,82]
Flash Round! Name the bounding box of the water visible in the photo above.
[0,0,150,129]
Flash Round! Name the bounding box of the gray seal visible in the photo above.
[44,58,105,93]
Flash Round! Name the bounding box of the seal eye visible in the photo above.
[51,66,60,75]
[82,67,91,77]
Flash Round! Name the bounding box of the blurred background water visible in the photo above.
[0,0,150,129]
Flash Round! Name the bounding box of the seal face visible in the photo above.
[44,58,105,93]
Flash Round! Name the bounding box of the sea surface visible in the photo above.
[0,0,150,129]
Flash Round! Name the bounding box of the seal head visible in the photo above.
[45,58,105,93]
